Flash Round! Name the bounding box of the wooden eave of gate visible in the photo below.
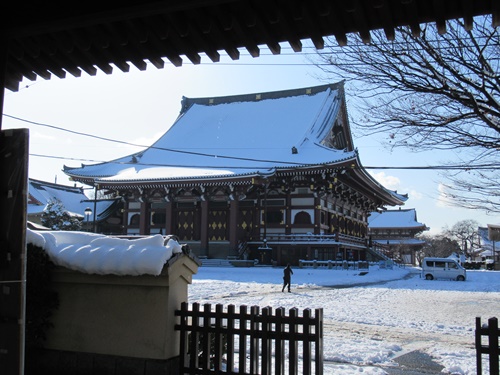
[2,0,496,92]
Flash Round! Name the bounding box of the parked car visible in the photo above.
[421,257,466,281]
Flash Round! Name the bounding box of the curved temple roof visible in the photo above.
[368,208,427,230]
[64,82,408,207]
[28,178,119,222]
[65,83,357,183]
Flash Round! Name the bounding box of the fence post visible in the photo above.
[274,307,285,374]
[238,305,247,373]
[289,308,299,375]
[188,303,201,371]
[303,309,312,374]
[201,303,212,370]
[315,308,324,375]
[213,304,224,372]
[261,307,273,375]
[177,302,189,371]
[488,317,499,375]
[226,304,236,372]
[476,317,484,374]
[249,305,260,373]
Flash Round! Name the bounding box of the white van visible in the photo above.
[421,257,466,281]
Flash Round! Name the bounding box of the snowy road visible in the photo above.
[188,266,500,374]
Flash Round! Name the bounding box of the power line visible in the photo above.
[3,113,322,166]
[6,114,499,172]
[30,152,500,171]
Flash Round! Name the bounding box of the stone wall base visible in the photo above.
[26,349,179,375]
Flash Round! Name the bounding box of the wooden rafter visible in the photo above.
[1,0,496,92]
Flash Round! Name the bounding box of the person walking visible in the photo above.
[282,264,293,292]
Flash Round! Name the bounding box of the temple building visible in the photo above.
[64,82,407,265]
[28,178,121,233]
[368,208,428,265]
[477,225,500,269]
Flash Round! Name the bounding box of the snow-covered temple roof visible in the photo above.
[28,178,118,221]
[63,82,407,206]
[368,208,427,230]
[64,83,357,184]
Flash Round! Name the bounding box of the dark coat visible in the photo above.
[283,265,293,281]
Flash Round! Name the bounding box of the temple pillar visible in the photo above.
[314,196,321,234]
[164,201,173,235]
[121,204,128,234]
[229,199,239,252]
[200,200,209,256]
[285,191,292,235]
[139,202,150,235]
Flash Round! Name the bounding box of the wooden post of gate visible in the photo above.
[315,307,324,373]
[237,304,246,373]
[476,316,500,375]
[188,303,200,370]
[488,318,499,375]
[274,307,285,374]
[226,304,236,372]
[0,129,29,375]
[261,307,272,375]
[303,309,312,374]
[288,308,299,375]
[249,305,260,373]
[201,303,212,370]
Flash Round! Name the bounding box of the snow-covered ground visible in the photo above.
[189,265,500,374]
[26,230,498,374]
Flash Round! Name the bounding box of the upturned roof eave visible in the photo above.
[66,156,359,187]
[369,224,428,230]
[347,158,407,206]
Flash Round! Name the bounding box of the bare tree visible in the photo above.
[443,219,480,257]
[313,16,499,213]
[416,234,461,265]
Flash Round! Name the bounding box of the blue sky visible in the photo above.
[3,45,498,234]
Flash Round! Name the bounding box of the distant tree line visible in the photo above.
[416,219,492,268]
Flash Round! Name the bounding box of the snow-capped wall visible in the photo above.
[26,229,182,276]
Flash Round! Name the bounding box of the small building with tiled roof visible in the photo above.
[64,82,407,265]
[477,225,500,269]
[28,178,122,233]
[368,208,428,265]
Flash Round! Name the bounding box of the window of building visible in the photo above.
[294,211,312,225]
[151,212,166,225]
[264,209,284,224]
[129,214,140,226]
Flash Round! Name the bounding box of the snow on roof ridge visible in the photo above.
[368,208,426,228]
[180,82,344,113]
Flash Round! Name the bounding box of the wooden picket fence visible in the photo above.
[175,302,323,374]
[476,317,500,375]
